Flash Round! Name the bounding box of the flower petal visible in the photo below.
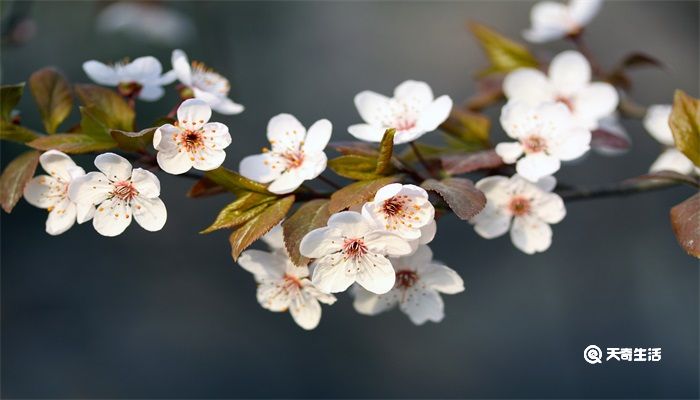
[93,198,132,237]
[131,168,161,198]
[472,206,511,239]
[299,227,343,259]
[156,149,193,175]
[354,255,396,294]
[643,104,674,146]
[399,287,444,325]
[311,262,356,293]
[82,60,120,86]
[202,122,232,149]
[23,175,60,209]
[177,98,211,130]
[417,95,453,132]
[503,68,552,105]
[495,142,524,164]
[238,249,287,281]
[510,216,553,254]
[267,113,306,150]
[239,153,281,183]
[421,263,464,294]
[39,150,78,182]
[348,123,386,142]
[523,1,569,43]
[171,49,192,86]
[256,281,291,311]
[192,148,226,171]
[547,127,591,161]
[267,170,305,194]
[76,202,96,224]
[352,285,399,315]
[650,148,696,175]
[364,231,412,257]
[569,0,603,26]
[354,90,392,126]
[68,171,111,206]
[302,119,332,153]
[533,192,566,224]
[94,153,133,182]
[209,96,244,115]
[123,56,163,81]
[289,292,323,330]
[153,124,181,151]
[548,51,591,96]
[133,196,166,232]
[418,220,437,245]
[500,101,539,139]
[138,85,165,101]
[393,80,434,109]
[573,82,619,129]
[516,153,561,182]
[45,198,77,235]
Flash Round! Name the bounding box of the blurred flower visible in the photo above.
[82,56,176,101]
[262,223,286,251]
[348,80,453,144]
[239,114,331,194]
[644,105,699,175]
[171,49,244,115]
[23,150,92,235]
[154,99,232,174]
[361,183,435,240]
[503,50,618,130]
[69,153,167,237]
[470,175,566,254]
[96,1,195,47]
[300,211,412,294]
[353,245,464,325]
[591,114,631,156]
[496,101,591,182]
[523,0,603,43]
[238,233,336,330]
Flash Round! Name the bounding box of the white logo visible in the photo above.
[584,345,603,364]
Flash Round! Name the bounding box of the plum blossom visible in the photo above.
[23,150,93,235]
[348,80,453,144]
[523,0,603,43]
[69,153,167,237]
[239,114,332,195]
[353,245,464,325]
[238,229,336,330]
[96,2,196,46]
[153,99,231,175]
[644,105,699,175]
[470,175,566,254]
[82,56,176,101]
[171,49,244,115]
[496,101,591,182]
[299,211,412,294]
[503,50,618,130]
[361,183,435,241]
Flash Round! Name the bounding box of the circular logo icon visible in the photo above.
[584,345,603,364]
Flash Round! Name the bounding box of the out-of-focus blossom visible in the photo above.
[644,105,699,175]
[523,0,603,43]
[96,2,195,46]
[83,56,176,101]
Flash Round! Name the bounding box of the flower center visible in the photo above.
[395,270,419,289]
[342,238,368,260]
[111,181,138,202]
[191,61,230,95]
[555,95,575,112]
[283,274,303,290]
[180,130,204,152]
[522,135,547,153]
[382,196,405,216]
[281,150,305,169]
[394,117,417,132]
[508,196,531,216]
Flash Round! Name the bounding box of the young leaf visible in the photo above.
[201,192,277,233]
[1,83,25,121]
[110,127,157,152]
[441,150,504,175]
[329,175,401,213]
[670,193,700,258]
[469,22,539,76]
[421,177,486,220]
[283,199,331,266]
[328,155,380,180]
[669,90,700,166]
[28,133,116,154]
[204,167,271,195]
[440,109,491,149]
[75,84,135,132]
[375,128,396,175]
[187,177,227,198]
[28,68,73,134]
[230,195,295,261]
[0,150,40,213]
[591,129,631,153]
[1,120,41,144]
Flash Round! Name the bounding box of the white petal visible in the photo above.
[133,196,167,232]
[547,127,591,161]
[76,202,95,224]
[572,83,619,129]
[302,119,332,153]
[532,192,566,224]
[472,207,512,239]
[289,292,323,330]
[171,49,192,86]
[373,183,403,202]
[238,249,287,281]
[158,69,178,85]
[503,68,552,104]
[352,285,399,315]
[130,168,161,198]
[421,263,464,294]
[364,231,413,257]
[534,175,557,193]
[299,227,343,259]
[138,85,165,101]
[267,170,305,194]
[82,60,120,86]
[177,98,211,130]
[569,0,603,26]
[475,175,512,204]
[123,56,163,82]
[499,101,539,139]
[523,27,568,43]
[94,153,133,182]
[399,287,444,325]
[354,255,396,294]
[644,105,674,146]
[152,124,181,152]
[510,216,553,254]
[311,262,356,293]
[348,123,386,143]
[418,220,437,245]
[548,51,591,96]
[516,153,561,182]
[297,152,327,181]
[394,80,434,109]
[267,113,306,150]
[93,198,132,237]
[239,153,281,183]
[156,149,193,175]
[354,90,392,126]
[256,282,291,311]
[45,198,76,235]
[202,122,232,149]
[23,175,60,209]
[326,210,371,236]
[192,148,226,171]
[209,96,244,115]
[261,224,285,250]
[68,171,111,206]
[524,1,569,43]
[650,148,696,175]
[39,150,77,182]
[495,142,524,164]
[416,95,452,132]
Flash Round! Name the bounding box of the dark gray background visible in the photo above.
[1,1,698,398]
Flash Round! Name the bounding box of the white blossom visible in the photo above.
[353,245,464,325]
[69,153,167,237]
[96,2,195,46]
[348,80,453,144]
[644,104,699,175]
[523,0,603,43]
[82,56,176,101]
[361,183,435,240]
[23,150,93,235]
[299,211,412,294]
[496,101,591,182]
[470,175,566,254]
[171,49,244,115]
[503,50,618,130]
[239,114,332,195]
[153,99,231,175]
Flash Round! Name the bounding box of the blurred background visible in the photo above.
[1,1,698,398]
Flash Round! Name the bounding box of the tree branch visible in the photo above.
[557,179,685,202]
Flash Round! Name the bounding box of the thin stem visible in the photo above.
[409,142,438,179]
[317,174,341,190]
[558,179,683,202]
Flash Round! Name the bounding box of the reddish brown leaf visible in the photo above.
[283,199,331,266]
[0,150,40,213]
[670,193,700,258]
[229,195,295,261]
[421,177,486,220]
[441,150,503,175]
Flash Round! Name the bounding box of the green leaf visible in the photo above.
[421,177,486,220]
[282,199,331,266]
[328,155,381,180]
[204,167,271,195]
[0,120,41,144]
[469,22,539,76]
[440,109,491,149]
[0,150,40,213]
[669,90,700,166]
[75,84,134,132]
[375,128,396,175]
[670,193,700,258]
[28,68,73,134]
[27,133,116,154]
[201,192,277,234]
[1,83,25,121]
[329,175,401,214]
[230,195,295,261]
[110,127,157,152]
